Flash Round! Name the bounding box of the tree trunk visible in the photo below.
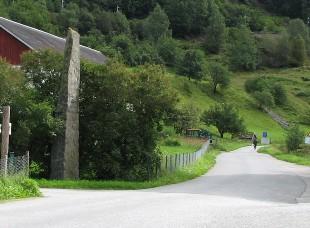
[213,83,217,94]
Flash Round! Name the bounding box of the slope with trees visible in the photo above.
[0,0,309,182]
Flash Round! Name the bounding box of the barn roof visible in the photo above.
[0,17,107,64]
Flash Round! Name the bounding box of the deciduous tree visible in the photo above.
[201,103,245,138]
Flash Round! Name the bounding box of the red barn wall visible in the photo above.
[0,28,30,65]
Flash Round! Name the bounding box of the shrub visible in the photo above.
[173,104,200,135]
[157,37,181,67]
[289,35,307,67]
[179,49,205,80]
[245,77,268,93]
[258,32,290,68]
[253,90,274,109]
[296,91,310,97]
[204,0,226,54]
[201,103,245,138]
[286,125,304,152]
[130,42,163,66]
[227,26,258,71]
[297,144,310,154]
[208,62,230,94]
[271,84,287,106]
[0,177,41,201]
[164,139,181,147]
[29,161,45,179]
[301,77,310,82]
[287,19,309,43]
[300,110,310,125]
[143,4,170,41]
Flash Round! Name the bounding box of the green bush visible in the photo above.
[253,90,274,109]
[300,110,310,125]
[164,139,181,147]
[301,77,310,82]
[29,161,45,179]
[271,84,287,105]
[157,37,181,67]
[258,32,290,68]
[245,77,268,93]
[286,125,304,152]
[296,91,310,97]
[143,4,170,41]
[289,35,307,67]
[201,103,245,138]
[297,144,310,154]
[204,0,226,54]
[227,26,258,71]
[179,49,205,80]
[0,177,41,201]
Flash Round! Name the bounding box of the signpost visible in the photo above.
[261,131,271,145]
[305,133,310,144]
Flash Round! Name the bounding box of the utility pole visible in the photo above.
[61,0,64,9]
[1,106,10,177]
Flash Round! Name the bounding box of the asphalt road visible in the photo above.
[1,146,310,228]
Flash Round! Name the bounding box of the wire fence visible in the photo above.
[158,141,210,174]
[0,152,29,177]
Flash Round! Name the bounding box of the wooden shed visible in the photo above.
[0,17,107,65]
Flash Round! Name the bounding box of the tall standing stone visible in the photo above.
[51,29,80,179]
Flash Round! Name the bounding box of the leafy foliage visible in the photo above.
[204,0,226,53]
[227,26,258,71]
[208,62,230,94]
[289,35,307,67]
[271,84,287,106]
[245,76,287,108]
[0,177,41,201]
[201,103,245,138]
[253,90,274,109]
[143,4,170,41]
[173,104,200,135]
[22,51,177,180]
[286,125,304,152]
[163,0,209,37]
[180,49,205,80]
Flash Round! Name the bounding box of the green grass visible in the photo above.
[259,145,310,166]
[37,147,221,190]
[213,138,251,152]
[160,144,201,155]
[0,176,41,201]
[167,67,310,144]
[37,138,249,190]
[160,137,204,155]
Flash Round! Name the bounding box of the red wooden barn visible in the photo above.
[0,17,107,65]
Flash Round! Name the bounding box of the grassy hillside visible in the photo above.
[166,66,310,144]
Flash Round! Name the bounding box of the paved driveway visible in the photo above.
[1,146,310,228]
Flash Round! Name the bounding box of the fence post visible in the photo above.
[175,154,177,169]
[26,151,30,177]
[1,106,10,177]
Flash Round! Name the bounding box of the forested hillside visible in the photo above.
[0,0,310,181]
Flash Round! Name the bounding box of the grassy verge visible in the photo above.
[259,145,310,166]
[0,176,41,201]
[160,137,205,155]
[213,138,250,152]
[37,147,220,190]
